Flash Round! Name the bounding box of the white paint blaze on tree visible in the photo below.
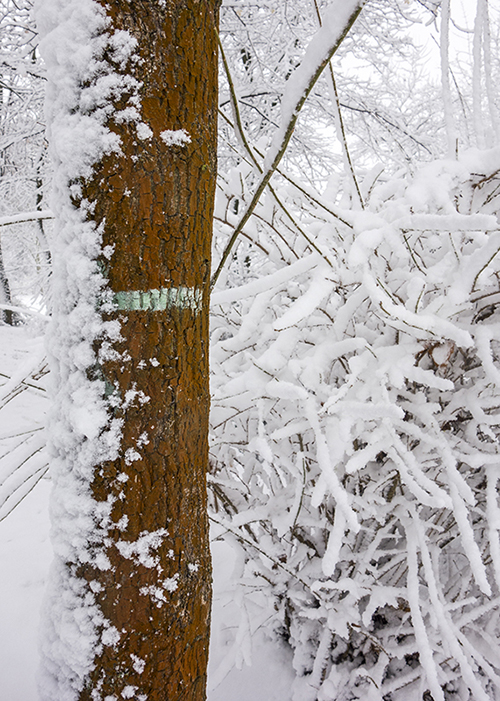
[36,0,219,699]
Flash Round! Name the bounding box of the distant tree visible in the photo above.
[37,1,219,700]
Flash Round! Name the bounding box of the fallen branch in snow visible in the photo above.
[0,303,49,320]
[0,210,53,228]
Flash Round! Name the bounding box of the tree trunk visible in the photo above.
[0,237,14,325]
[39,1,219,700]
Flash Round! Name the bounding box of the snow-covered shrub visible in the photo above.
[210,148,500,701]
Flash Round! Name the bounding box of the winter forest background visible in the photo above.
[2,0,500,699]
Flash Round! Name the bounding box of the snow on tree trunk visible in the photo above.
[36,1,219,700]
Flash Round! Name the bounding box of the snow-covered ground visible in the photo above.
[0,479,51,701]
[0,326,294,701]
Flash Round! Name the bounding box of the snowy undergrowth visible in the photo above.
[210,147,500,701]
[0,432,293,701]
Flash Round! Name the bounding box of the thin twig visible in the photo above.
[211,1,366,289]
[312,0,364,209]
[217,35,336,268]
[0,465,49,523]
[219,109,353,229]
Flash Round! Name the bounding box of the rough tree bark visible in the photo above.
[40,1,219,700]
[0,239,14,325]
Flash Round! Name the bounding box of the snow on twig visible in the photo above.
[211,0,366,289]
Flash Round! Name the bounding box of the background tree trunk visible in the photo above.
[0,238,14,325]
